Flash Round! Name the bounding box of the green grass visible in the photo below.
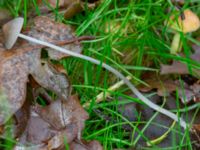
[1,0,200,149]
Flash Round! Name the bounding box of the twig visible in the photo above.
[83,75,132,108]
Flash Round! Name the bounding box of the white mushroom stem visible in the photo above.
[18,33,187,129]
[170,33,182,54]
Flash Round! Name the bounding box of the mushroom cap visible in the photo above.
[2,17,24,49]
[168,9,200,33]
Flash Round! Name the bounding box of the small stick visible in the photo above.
[83,75,132,108]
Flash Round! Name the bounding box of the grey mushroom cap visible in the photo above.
[2,17,24,49]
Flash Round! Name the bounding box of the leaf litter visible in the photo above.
[1,0,200,149]
[0,15,102,149]
[34,0,100,19]
[160,44,200,76]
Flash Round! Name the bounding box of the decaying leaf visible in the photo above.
[0,16,82,125]
[138,75,177,96]
[138,73,200,104]
[190,121,200,149]
[160,60,190,75]
[34,95,89,132]
[190,82,200,102]
[14,95,89,149]
[137,73,178,97]
[160,44,200,76]
[63,0,100,19]
[0,15,102,149]
[36,0,100,19]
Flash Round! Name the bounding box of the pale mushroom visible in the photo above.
[2,17,187,129]
[168,9,200,54]
[2,17,24,49]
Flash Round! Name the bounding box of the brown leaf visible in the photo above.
[12,85,32,138]
[14,95,89,149]
[35,0,100,19]
[0,16,81,125]
[191,124,200,148]
[160,44,200,76]
[64,2,83,19]
[138,74,177,96]
[189,82,200,102]
[160,61,189,75]
[64,0,99,19]
[34,95,89,131]
[138,73,200,103]
[31,61,71,100]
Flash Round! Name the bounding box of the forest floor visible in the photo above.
[0,0,200,150]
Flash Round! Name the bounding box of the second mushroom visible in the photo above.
[167,9,200,54]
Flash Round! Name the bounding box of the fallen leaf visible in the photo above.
[160,44,200,76]
[0,16,82,125]
[138,73,200,103]
[34,95,89,131]
[138,77,177,96]
[190,124,200,148]
[35,0,100,19]
[64,1,83,19]
[14,95,89,149]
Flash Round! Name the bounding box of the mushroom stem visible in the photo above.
[170,33,182,54]
[18,33,187,129]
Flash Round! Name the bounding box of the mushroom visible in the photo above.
[2,17,187,129]
[2,17,24,49]
[167,9,200,54]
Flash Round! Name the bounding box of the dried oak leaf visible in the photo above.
[14,95,89,150]
[160,44,200,76]
[0,16,82,125]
